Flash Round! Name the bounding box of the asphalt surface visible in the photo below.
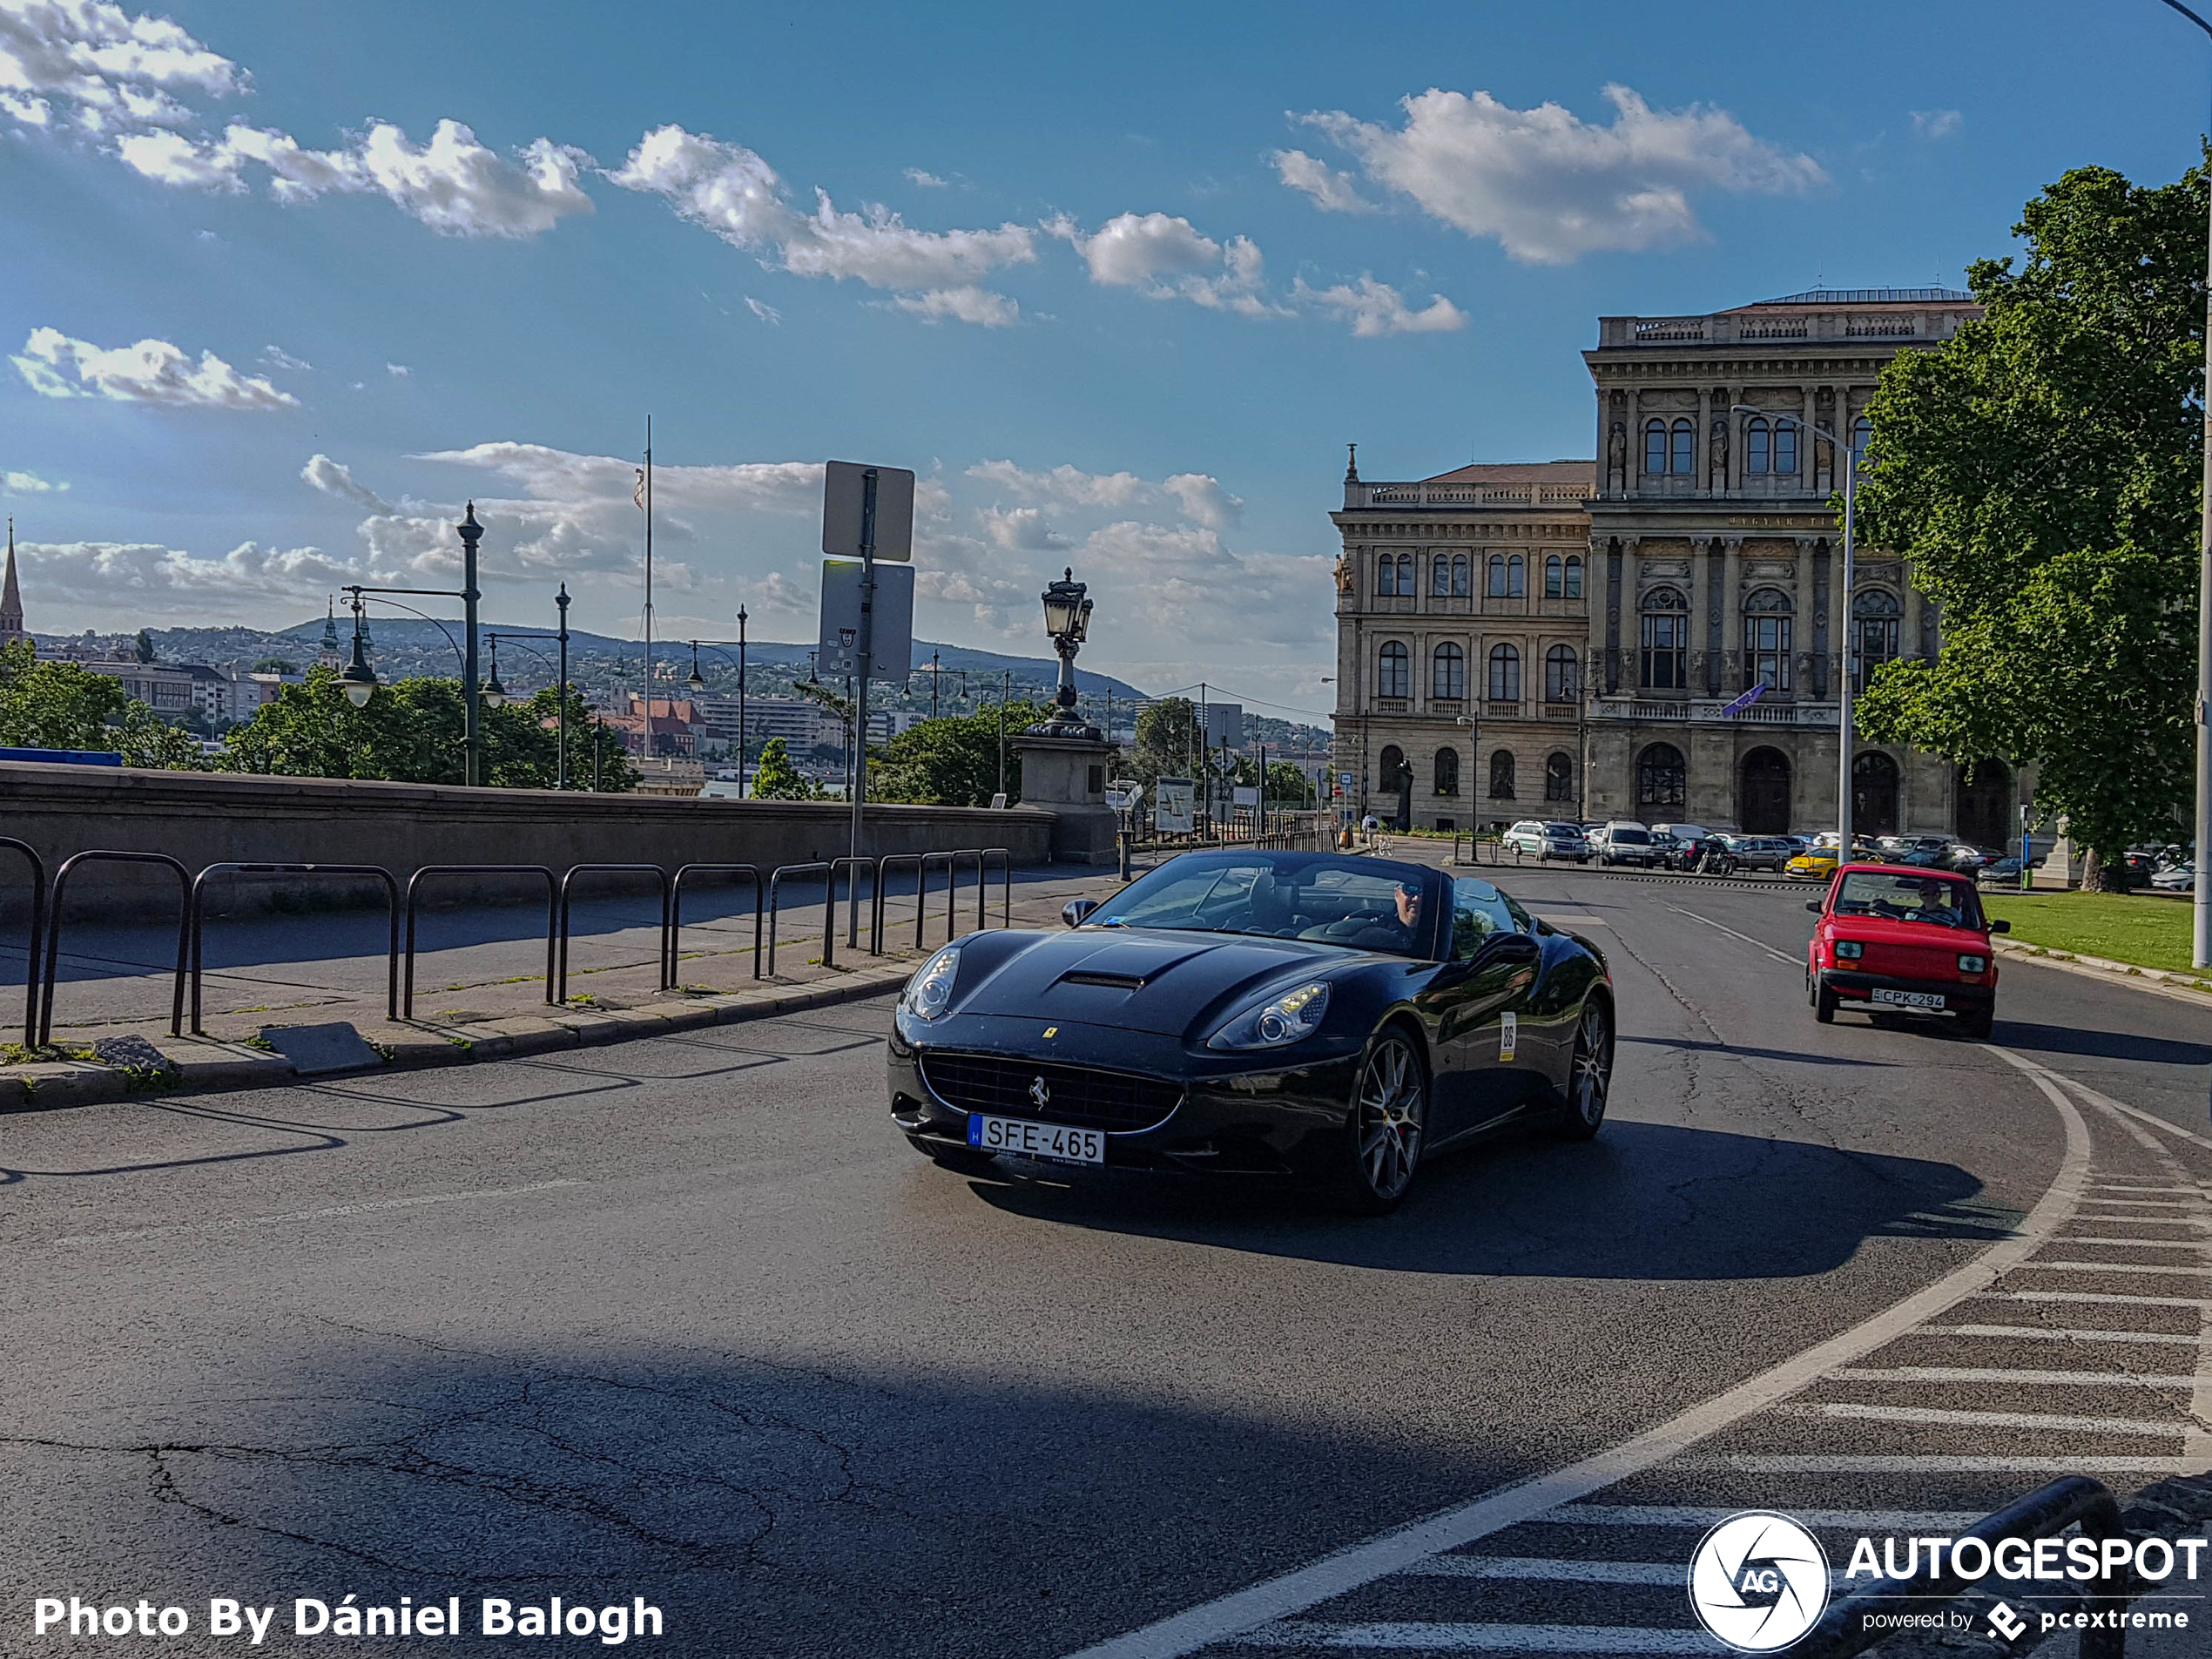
[3,865,2209,1656]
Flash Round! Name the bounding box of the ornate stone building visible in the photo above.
[1333,287,2024,846]
[1,519,24,648]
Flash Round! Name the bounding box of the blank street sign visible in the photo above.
[822,460,916,562]
[817,559,914,680]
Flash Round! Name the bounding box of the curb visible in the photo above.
[1993,936,2212,1007]
[0,963,914,1112]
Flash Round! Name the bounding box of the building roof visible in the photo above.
[1421,459,1596,485]
[1737,287,1975,308]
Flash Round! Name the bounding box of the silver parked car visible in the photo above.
[1502,819,1592,862]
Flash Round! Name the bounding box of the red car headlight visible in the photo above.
[1834,940,1864,961]
[1958,953,1986,974]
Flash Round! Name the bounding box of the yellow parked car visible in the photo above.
[1787,847,1840,880]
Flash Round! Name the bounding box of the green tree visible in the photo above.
[871,702,1048,805]
[252,656,299,675]
[1131,696,1201,786]
[1853,160,2207,887]
[132,629,155,664]
[0,640,204,768]
[750,736,820,799]
[1231,755,1318,808]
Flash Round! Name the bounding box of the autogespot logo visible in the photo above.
[1688,1512,1831,1653]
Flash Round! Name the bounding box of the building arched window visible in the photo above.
[1488,749,1516,799]
[1644,420,1668,476]
[1743,587,1793,691]
[1563,554,1583,598]
[1670,419,1695,476]
[1544,644,1579,704]
[1852,414,1872,455]
[1544,752,1574,802]
[1487,643,1521,703]
[1432,642,1466,700]
[1773,419,1797,476]
[1451,552,1471,596]
[1506,555,1526,597]
[1378,641,1410,698]
[1638,586,1688,690]
[1745,416,1770,475]
[1852,587,1901,691]
[1635,742,1687,818]
[1376,552,1399,596]
[1545,554,1563,598]
[1378,744,1406,796]
[1486,554,1507,597]
[1433,747,1460,796]
[1431,553,1451,598]
[1395,551,1414,592]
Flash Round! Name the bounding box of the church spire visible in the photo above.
[0,517,24,646]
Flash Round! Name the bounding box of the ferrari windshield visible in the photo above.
[1834,870,1984,929]
[1089,851,1434,957]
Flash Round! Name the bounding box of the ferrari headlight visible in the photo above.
[903,944,961,1020]
[1208,981,1331,1051]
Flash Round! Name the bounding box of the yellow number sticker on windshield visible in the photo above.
[1499,1012,1517,1062]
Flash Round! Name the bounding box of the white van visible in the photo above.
[1595,821,1662,867]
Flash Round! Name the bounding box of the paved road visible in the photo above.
[2,867,2207,1656]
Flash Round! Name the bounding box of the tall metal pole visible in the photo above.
[555,582,570,792]
[459,502,482,786]
[642,417,654,733]
[737,604,749,800]
[1838,430,1858,859]
[850,468,878,860]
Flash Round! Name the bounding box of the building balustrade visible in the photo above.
[1352,481,1593,509]
[1590,696,1840,727]
[1484,699,1522,719]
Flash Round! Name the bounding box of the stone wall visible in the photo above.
[0,762,1055,921]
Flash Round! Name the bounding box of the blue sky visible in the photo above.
[4,0,2211,715]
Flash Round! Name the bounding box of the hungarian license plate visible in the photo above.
[1871,988,1945,1009]
[968,1114,1105,1164]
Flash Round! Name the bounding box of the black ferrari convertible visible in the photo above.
[887,849,1614,1211]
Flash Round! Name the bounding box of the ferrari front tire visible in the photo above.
[1332,1030,1426,1215]
[1554,998,1611,1141]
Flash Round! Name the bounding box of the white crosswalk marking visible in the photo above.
[2030,1260,2212,1275]
[1690,1454,2187,1473]
[1787,1401,2186,1436]
[1406,1558,1682,1585]
[1993,1289,2212,1308]
[1919,1323,2205,1345]
[1827,1365,2200,1386]
[2057,1237,2208,1247]
[1235,1623,1722,1654]
[1543,1505,1986,1529]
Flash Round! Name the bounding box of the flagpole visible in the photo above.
[644,416,654,723]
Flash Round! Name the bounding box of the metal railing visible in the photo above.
[981,847,1011,926]
[1800,1476,2130,1658]
[832,855,876,954]
[40,850,192,1044]
[403,865,557,1021]
[2,837,45,1049]
[188,864,399,1035]
[556,864,672,1001]
[874,853,924,954]
[765,861,838,977]
[668,864,762,985]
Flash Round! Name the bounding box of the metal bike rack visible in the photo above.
[918,850,956,948]
[556,863,671,1001]
[668,863,763,985]
[873,853,921,956]
[187,863,399,1035]
[1799,1475,2130,1659]
[40,849,192,1043]
[979,847,1012,927]
[831,856,877,953]
[765,861,838,977]
[1,837,46,1049]
[949,849,985,934]
[402,865,557,1021]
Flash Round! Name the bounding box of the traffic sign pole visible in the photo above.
[851,468,878,865]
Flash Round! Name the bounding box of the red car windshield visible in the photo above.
[1832,870,1983,931]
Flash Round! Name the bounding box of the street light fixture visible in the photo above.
[1035,566,1098,736]
[682,616,753,794]
[334,503,487,782]
[338,592,378,709]
[482,582,575,787]
[1734,404,1860,855]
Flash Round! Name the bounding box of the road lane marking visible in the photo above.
[1784,1401,2185,1437]
[1997,1290,2212,1308]
[1534,1505,1985,1530]
[1920,1324,2204,1345]
[50,1179,587,1245]
[2058,1237,2209,1247]
[1664,907,1796,966]
[2027,1260,2212,1275]
[1406,1560,1682,1585]
[1233,1622,1716,1654]
[2080,1197,2196,1210]
[1827,1366,2200,1387]
[1690,1455,2185,1474]
[1061,1046,2089,1659]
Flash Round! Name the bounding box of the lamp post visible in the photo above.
[484,586,572,788]
[684,617,752,795]
[336,503,487,780]
[1033,568,1099,738]
[1735,404,1859,855]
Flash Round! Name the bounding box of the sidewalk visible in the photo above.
[0,864,1129,1107]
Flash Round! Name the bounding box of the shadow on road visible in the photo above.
[1979,1017,2212,1070]
[957,1119,1995,1280]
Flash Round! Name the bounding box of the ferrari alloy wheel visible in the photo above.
[1339,1031,1426,1213]
[1557,998,1611,1140]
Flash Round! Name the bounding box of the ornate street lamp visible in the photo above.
[338,593,379,708]
[1034,567,1098,736]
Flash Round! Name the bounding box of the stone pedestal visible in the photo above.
[1011,730,1118,863]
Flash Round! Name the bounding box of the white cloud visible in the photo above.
[979,504,1069,551]
[10,537,370,620]
[1051,211,1286,318]
[1296,83,1825,264]
[890,285,1020,327]
[118,118,595,239]
[608,125,1035,317]
[1911,109,1963,140]
[1162,472,1243,529]
[386,361,410,377]
[3,469,67,493]
[738,569,811,617]
[1076,520,1330,648]
[1269,147,1373,212]
[744,295,781,325]
[12,326,300,408]
[1294,275,1467,337]
[965,459,1147,508]
[905,167,948,188]
[0,0,242,134]
[300,452,394,514]
[260,344,311,372]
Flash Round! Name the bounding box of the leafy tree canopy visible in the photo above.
[252,657,299,675]
[1130,697,1204,786]
[0,640,205,769]
[870,701,1048,806]
[749,736,821,799]
[1853,159,2208,873]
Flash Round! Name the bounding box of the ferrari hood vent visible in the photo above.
[1059,970,1150,990]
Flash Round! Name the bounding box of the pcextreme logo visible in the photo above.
[1687,1512,1831,1652]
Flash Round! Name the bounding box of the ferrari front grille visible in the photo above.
[919,1051,1184,1131]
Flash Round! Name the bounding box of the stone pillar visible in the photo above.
[1605,537,1626,693]
[1720,536,1743,692]
[1791,537,1816,697]
[1904,577,1926,663]
[1827,535,1847,697]
[1010,731,1118,863]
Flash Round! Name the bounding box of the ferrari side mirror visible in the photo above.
[1062,899,1100,927]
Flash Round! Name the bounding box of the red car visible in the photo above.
[1805,862,2006,1038]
